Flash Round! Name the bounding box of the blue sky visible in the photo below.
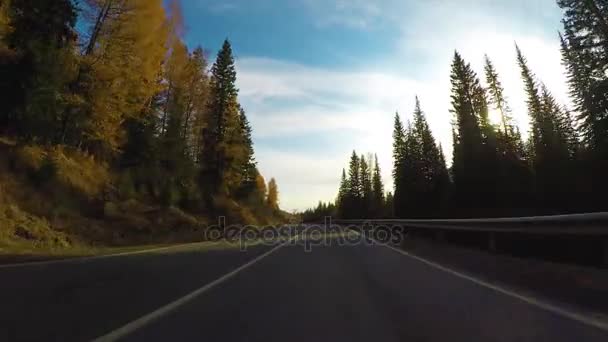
[181,0,568,212]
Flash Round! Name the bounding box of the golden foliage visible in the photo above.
[48,146,110,198]
[14,145,46,171]
[0,202,71,249]
[0,0,11,43]
[267,177,279,210]
[84,0,169,152]
[13,144,109,198]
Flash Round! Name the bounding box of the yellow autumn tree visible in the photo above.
[161,1,209,160]
[82,0,169,154]
[160,39,189,135]
[267,178,279,211]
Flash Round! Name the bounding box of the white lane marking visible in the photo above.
[0,243,206,269]
[91,238,296,342]
[379,242,608,332]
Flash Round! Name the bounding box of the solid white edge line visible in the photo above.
[0,243,206,269]
[91,237,297,342]
[379,241,608,332]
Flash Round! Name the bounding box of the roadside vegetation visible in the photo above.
[0,0,292,255]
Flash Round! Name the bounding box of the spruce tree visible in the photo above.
[558,1,608,209]
[360,155,373,217]
[412,97,453,217]
[337,168,349,218]
[371,154,385,218]
[400,121,421,218]
[484,55,532,213]
[1,0,79,142]
[384,192,394,218]
[517,45,573,212]
[449,51,496,216]
[346,151,361,218]
[237,107,258,199]
[392,113,406,217]
[200,39,244,200]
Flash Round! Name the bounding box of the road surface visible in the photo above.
[1,226,607,341]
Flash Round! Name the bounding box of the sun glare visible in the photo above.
[488,107,503,126]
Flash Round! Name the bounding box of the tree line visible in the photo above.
[0,0,280,221]
[305,0,608,220]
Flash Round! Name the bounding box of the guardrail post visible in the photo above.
[488,232,497,252]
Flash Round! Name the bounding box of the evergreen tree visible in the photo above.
[200,39,245,201]
[384,192,394,218]
[435,144,451,214]
[392,113,407,217]
[558,0,608,153]
[484,55,532,213]
[360,155,373,218]
[337,168,349,218]
[371,154,385,218]
[237,107,258,199]
[517,45,574,212]
[400,121,421,217]
[408,97,450,217]
[449,51,498,216]
[558,1,608,209]
[0,0,79,142]
[345,151,361,218]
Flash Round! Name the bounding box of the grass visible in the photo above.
[0,238,281,264]
[0,136,293,261]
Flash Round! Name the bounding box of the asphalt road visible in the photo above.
[1,226,608,341]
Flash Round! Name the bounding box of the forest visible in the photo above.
[303,0,608,221]
[0,0,287,250]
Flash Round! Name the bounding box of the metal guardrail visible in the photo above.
[329,212,608,235]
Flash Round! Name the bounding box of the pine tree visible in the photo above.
[337,168,349,218]
[360,155,373,217]
[411,97,451,217]
[400,121,421,218]
[435,144,451,214]
[517,45,574,211]
[371,154,385,218]
[557,0,608,152]
[384,192,394,218]
[346,151,361,218]
[449,51,497,216]
[0,0,79,142]
[237,107,258,199]
[200,39,245,200]
[392,113,407,217]
[484,54,532,213]
[558,1,608,209]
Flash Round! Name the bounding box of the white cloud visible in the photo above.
[234,0,569,211]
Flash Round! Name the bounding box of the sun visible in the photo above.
[488,107,503,126]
